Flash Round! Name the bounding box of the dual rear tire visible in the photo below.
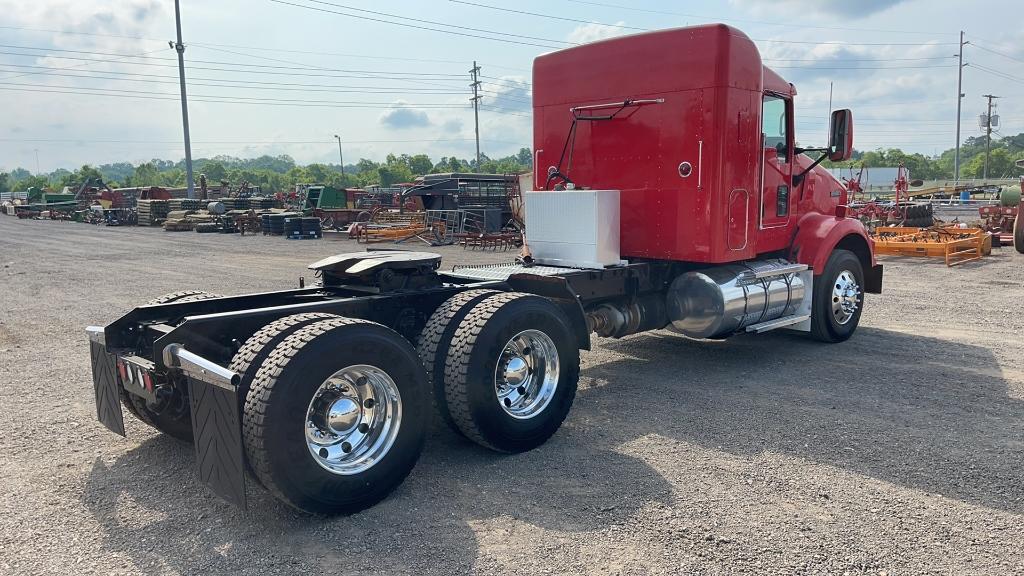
[433,293,580,453]
[132,290,582,514]
[241,318,428,514]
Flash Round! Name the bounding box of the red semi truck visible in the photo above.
[86,24,881,514]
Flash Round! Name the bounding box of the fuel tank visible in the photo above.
[667,259,805,339]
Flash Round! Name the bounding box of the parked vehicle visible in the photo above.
[86,24,881,514]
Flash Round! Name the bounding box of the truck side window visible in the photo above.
[762,95,788,160]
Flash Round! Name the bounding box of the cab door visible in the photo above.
[759,94,793,229]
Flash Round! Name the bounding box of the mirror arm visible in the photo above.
[793,152,829,187]
[793,146,828,155]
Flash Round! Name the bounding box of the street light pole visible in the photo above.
[173,0,195,199]
[334,134,345,178]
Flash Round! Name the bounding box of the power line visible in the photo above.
[0,46,170,82]
[0,83,473,108]
[267,0,569,49]
[0,44,469,78]
[763,56,956,63]
[449,0,647,31]
[969,43,1024,65]
[0,137,525,145]
[560,0,959,36]
[480,75,532,86]
[0,25,529,73]
[449,0,957,44]
[771,64,957,70]
[0,64,467,92]
[0,83,537,119]
[297,0,573,46]
[967,63,1024,85]
[0,50,475,82]
[187,43,464,94]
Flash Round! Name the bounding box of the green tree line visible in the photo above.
[0,147,535,194]
[822,134,1024,180]
[3,134,1023,194]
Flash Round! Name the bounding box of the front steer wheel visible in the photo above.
[809,249,864,343]
[443,292,580,453]
[242,318,428,514]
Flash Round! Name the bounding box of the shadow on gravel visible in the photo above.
[588,326,1023,515]
[80,419,672,573]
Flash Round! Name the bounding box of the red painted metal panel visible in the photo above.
[532,24,853,267]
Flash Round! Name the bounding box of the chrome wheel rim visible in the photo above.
[494,329,559,419]
[305,365,402,475]
[831,270,861,325]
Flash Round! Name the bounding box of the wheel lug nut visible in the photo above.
[356,376,368,386]
[503,398,512,407]
[341,442,352,453]
[358,423,369,433]
[363,398,375,409]
[319,447,329,458]
[521,347,531,355]
[517,386,527,395]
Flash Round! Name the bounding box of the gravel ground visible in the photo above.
[1,217,1023,575]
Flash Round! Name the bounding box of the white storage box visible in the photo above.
[524,189,624,269]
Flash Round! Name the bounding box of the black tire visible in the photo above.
[1015,211,1024,255]
[127,290,223,441]
[194,222,219,233]
[146,290,224,305]
[443,292,580,453]
[810,249,864,343]
[229,312,340,484]
[415,289,499,435]
[230,313,341,399]
[243,318,429,514]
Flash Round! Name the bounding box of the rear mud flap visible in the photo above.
[90,341,125,436]
[187,377,247,508]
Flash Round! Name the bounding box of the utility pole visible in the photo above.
[470,61,482,171]
[954,31,967,185]
[173,0,195,199]
[34,149,40,175]
[334,134,345,178]
[982,93,1000,181]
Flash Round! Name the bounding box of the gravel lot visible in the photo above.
[1,217,1023,575]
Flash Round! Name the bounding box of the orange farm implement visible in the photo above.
[872,226,992,267]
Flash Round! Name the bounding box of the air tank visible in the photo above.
[667,259,806,339]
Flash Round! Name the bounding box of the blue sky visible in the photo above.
[1,0,1022,172]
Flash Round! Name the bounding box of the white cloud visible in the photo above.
[378,102,431,129]
[731,0,907,18]
[566,21,629,45]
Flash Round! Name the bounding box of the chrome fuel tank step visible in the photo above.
[667,259,811,339]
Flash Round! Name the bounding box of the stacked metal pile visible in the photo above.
[221,197,277,211]
[137,199,170,226]
[167,198,204,211]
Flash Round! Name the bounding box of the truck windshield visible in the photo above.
[762,95,788,160]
